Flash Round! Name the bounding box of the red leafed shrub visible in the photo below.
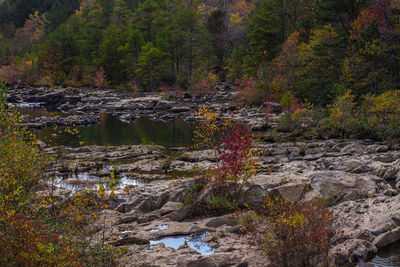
[160,84,185,99]
[194,78,217,95]
[239,196,336,267]
[235,77,266,104]
[218,126,252,177]
[215,126,261,188]
[191,71,218,96]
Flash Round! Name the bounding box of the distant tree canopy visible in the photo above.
[0,0,399,105]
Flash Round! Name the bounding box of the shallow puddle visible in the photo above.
[50,173,98,192]
[51,173,146,192]
[119,175,146,187]
[150,232,215,255]
[149,225,169,232]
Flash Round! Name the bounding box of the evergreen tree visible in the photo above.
[206,9,227,74]
[294,25,347,105]
[312,0,367,31]
[135,42,169,91]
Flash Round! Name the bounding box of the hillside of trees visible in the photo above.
[0,0,399,106]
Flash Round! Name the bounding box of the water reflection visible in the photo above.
[150,232,215,255]
[37,114,195,147]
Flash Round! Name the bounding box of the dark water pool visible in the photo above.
[36,113,195,147]
[368,242,400,266]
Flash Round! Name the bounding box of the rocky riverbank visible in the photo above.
[7,84,268,130]
[8,85,400,266]
[41,138,400,266]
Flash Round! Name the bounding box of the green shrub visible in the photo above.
[277,90,400,141]
[362,90,400,140]
[205,194,238,214]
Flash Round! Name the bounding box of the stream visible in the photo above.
[17,106,400,266]
[20,107,195,147]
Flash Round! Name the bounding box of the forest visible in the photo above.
[0,0,398,105]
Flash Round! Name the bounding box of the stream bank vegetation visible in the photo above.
[190,106,338,266]
[268,89,400,142]
[238,197,335,267]
[190,106,262,215]
[0,83,124,265]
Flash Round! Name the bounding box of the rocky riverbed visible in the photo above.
[7,84,268,130]
[7,85,400,266]
[40,139,400,266]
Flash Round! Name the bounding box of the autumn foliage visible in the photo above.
[0,84,120,265]
[193,106,262,214]
[240,196,334,267]
[0,84,80,265]
[216,126,261,185]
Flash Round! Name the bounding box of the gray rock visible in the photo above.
[180,258,216,267]
[310,171,377,204]
[383,167,398,180]
[330,239,377,265]
[172,106,191,112]
[373,227,400,248]
[383,189,398,196]
[167,204,194,221]
[159,201,184,216]
[112,235,150,246]
[154,101,172,110]
[206,215,233,228]
[391,212,400,226]
[269,183,307,202]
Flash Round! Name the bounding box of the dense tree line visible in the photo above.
[0,0,399,105]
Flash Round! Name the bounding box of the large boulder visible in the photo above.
[154,100,173,110]
[373,227,400,248]
[332,195,400,256]
[42,91,65,105]
[330,239,377,265]
[310,171,377,204]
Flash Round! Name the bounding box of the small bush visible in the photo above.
[276,92,315,135]
[191,70,218,96]
[363,90,400,139]
[192,107,261,215]
[193,105,233,151]
[0,64,18,84]
[0,84,122,265]
[326,90,363,136]
[205,194,238,214]
[324,90,400,140]
[235,77,267,105]
[275,90,400,141]
[241,196,334,267]
[0,84,80,265]
[215,126,261,187]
